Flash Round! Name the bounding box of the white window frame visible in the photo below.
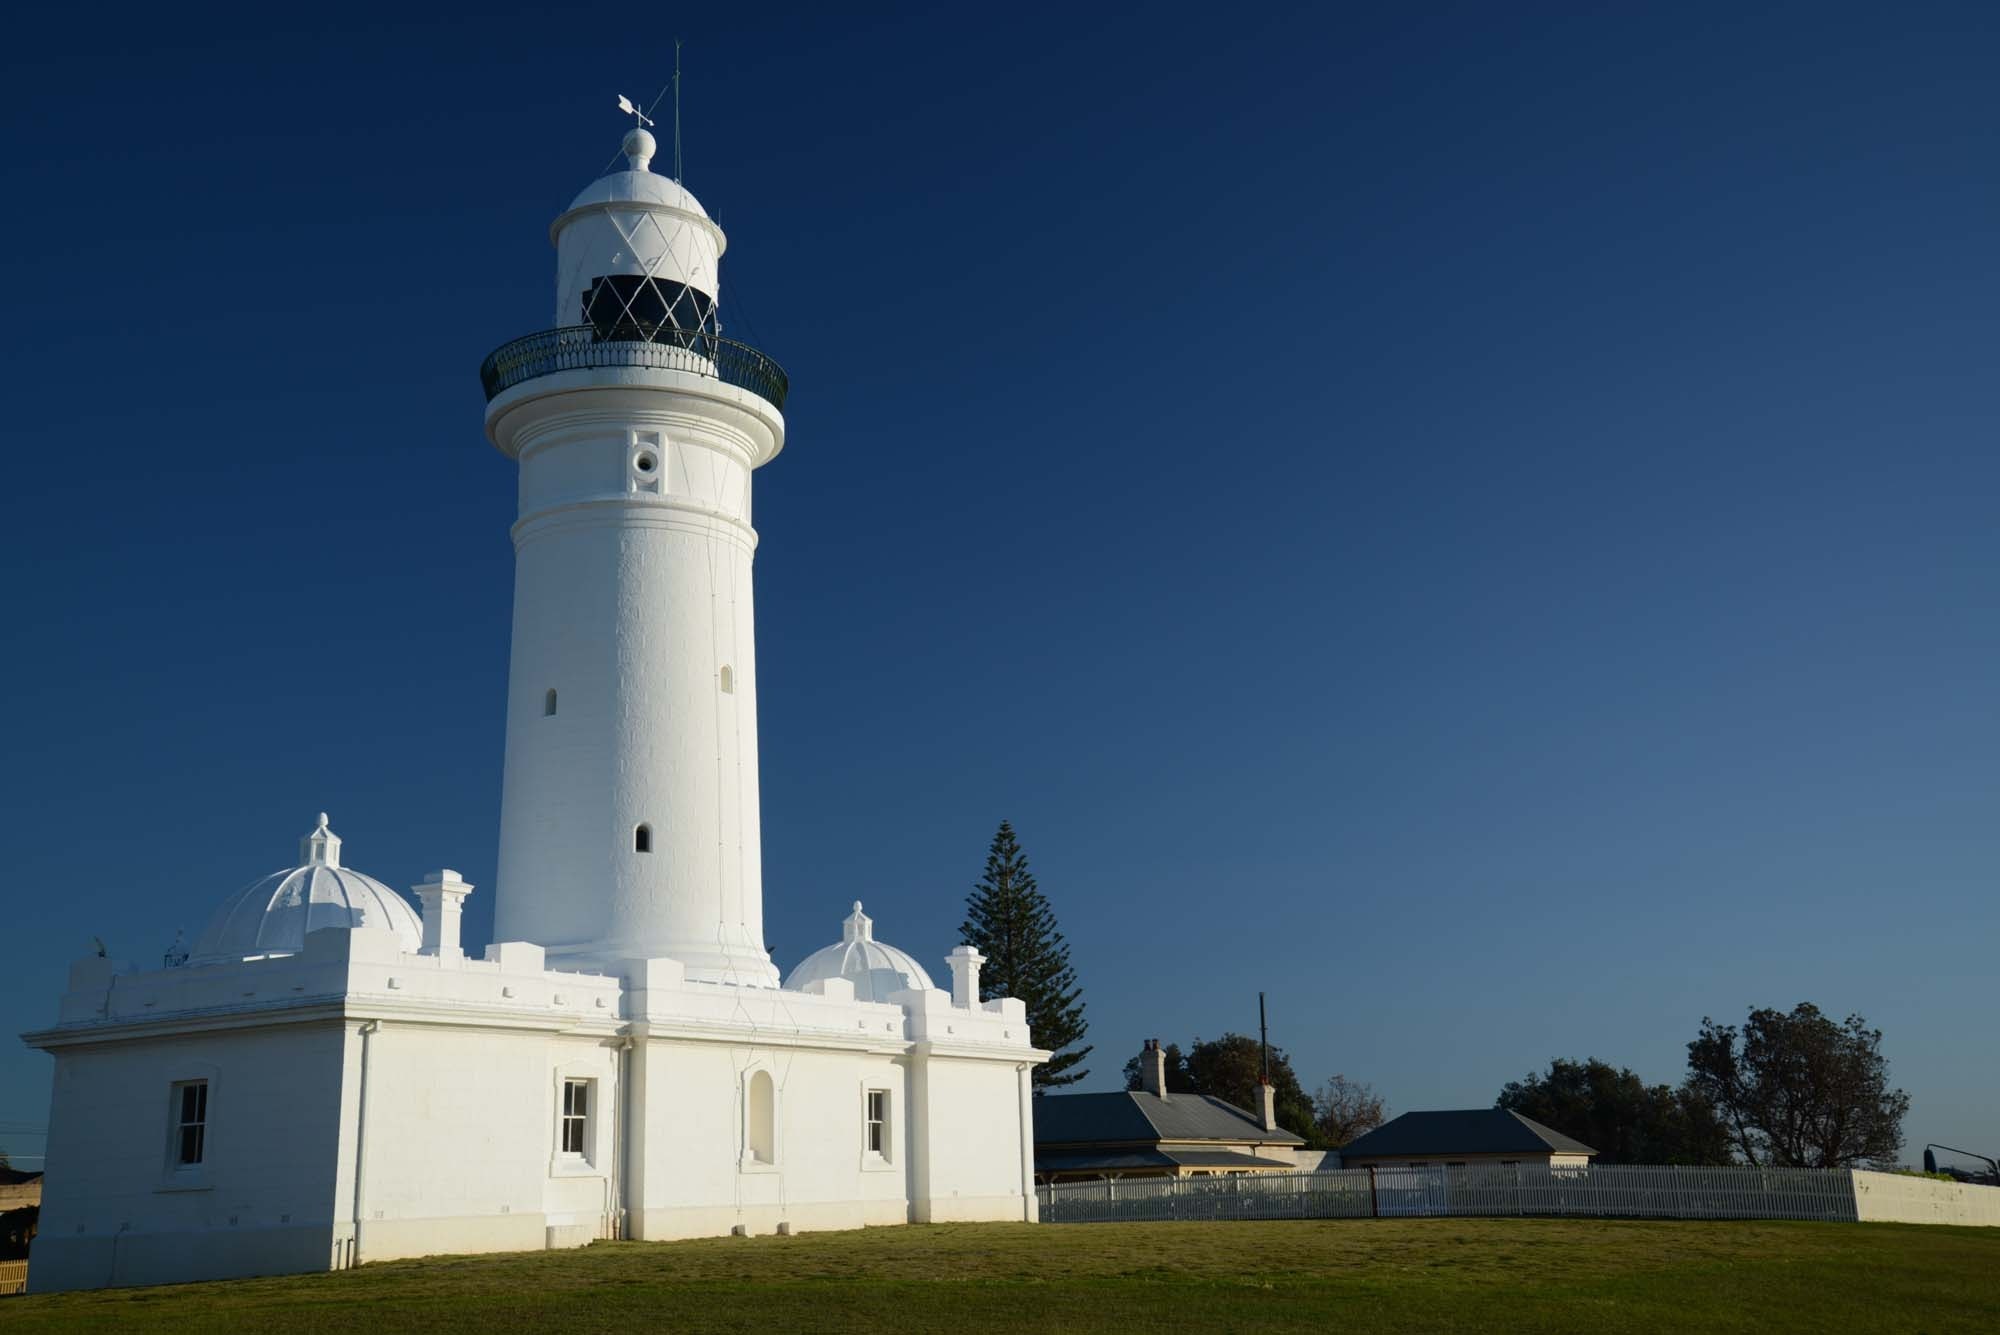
[548,1062,606,1177]
[859,1081,897,1171]
[171,1079,208,1166]
[561,1079,591,1156]
[158,1064,220,1192]
[865,1088,890,1158]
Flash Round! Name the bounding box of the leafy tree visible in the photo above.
[1313,1074,1389,1149]
[1125,1032,1326,1147]
[1497,1058,1732,1165]
[1685,1003,1909,1168]
[960,820,1091,1089]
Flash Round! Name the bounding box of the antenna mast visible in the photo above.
[1259,991,1270,1085]
[673,38,684,182]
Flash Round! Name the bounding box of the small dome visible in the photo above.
[783,902,935,1002]
[191,814,422,964]
[562,169,711,221]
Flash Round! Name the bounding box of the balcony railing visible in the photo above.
[479,325,789,411]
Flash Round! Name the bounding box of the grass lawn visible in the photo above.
[3,1218,1998,1333]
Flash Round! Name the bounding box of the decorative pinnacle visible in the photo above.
[301,812,342,869]
[622,126,656,173]
[843,901,873,943]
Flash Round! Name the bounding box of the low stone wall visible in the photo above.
[1851,1170,2000,1227]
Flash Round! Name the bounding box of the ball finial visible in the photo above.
[622,127,657,173]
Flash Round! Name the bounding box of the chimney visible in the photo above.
[1257,1081,1278,1132]
[413,869,474,961]
[1138,1038,1168,1100]
[946,944,984,1009]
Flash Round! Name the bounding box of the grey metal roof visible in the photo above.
[1336,1109,1597,1159]
[1168,1150,1300,1170]
[1037,1148,1181,1173]
[1033,1091,1304,1148]
[1035,1147,1299,1174]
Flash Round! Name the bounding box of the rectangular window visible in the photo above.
[865,1089,888,1156]
[172,1080,208,1166]
[561,1079,589,1156]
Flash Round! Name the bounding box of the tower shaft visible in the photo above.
[480,134,786,985]
[489,385,781,982]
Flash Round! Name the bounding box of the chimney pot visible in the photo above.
[946,945,984,1010]
[1138,1039,1168,1100]
[413,869,474,961]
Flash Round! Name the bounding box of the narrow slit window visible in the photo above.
[561,1079,590,1156]
[718,664,734,694]
[172,1079,208,1167]
[544,688,558,717]
[634,824,652,854]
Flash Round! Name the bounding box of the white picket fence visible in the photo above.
[1039,1163,1862,1224]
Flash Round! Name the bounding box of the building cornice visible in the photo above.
[21,990,628,1050]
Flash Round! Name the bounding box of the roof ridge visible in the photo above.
[1503,1108,1597,1153]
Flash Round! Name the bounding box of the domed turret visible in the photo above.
[190,814,422,964]
[550,132,726,345]
[784,903,936,1002]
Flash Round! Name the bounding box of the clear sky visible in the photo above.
[3,1,1995,1168]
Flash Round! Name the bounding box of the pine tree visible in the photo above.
[960,820,1091,1089]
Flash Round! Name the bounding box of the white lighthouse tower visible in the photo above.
[481,124,789,984]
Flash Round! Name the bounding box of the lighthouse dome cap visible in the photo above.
[563,168,712,221]
[783,902,936,1002]
[190,814,422,964]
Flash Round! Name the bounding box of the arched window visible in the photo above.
[544,688,558,717]
[634,824,652,854]
[718,664,734,694]
[747,1070,776,1165]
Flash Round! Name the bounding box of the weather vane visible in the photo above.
[615,93,655,129]
[613,41,686,179]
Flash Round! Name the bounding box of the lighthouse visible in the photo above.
[23,115,1046,1293]
[479,124,790,984]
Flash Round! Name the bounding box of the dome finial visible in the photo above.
[301,812,342,868]
[622,126,656,173]
[843,901,872,943]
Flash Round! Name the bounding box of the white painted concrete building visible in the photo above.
[22,123,1044,1293]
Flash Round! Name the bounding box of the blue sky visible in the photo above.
[3,1,1995,1166]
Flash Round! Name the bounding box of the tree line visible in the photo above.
[1501,1004,1909,1168]
[952,822,1911,1168]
